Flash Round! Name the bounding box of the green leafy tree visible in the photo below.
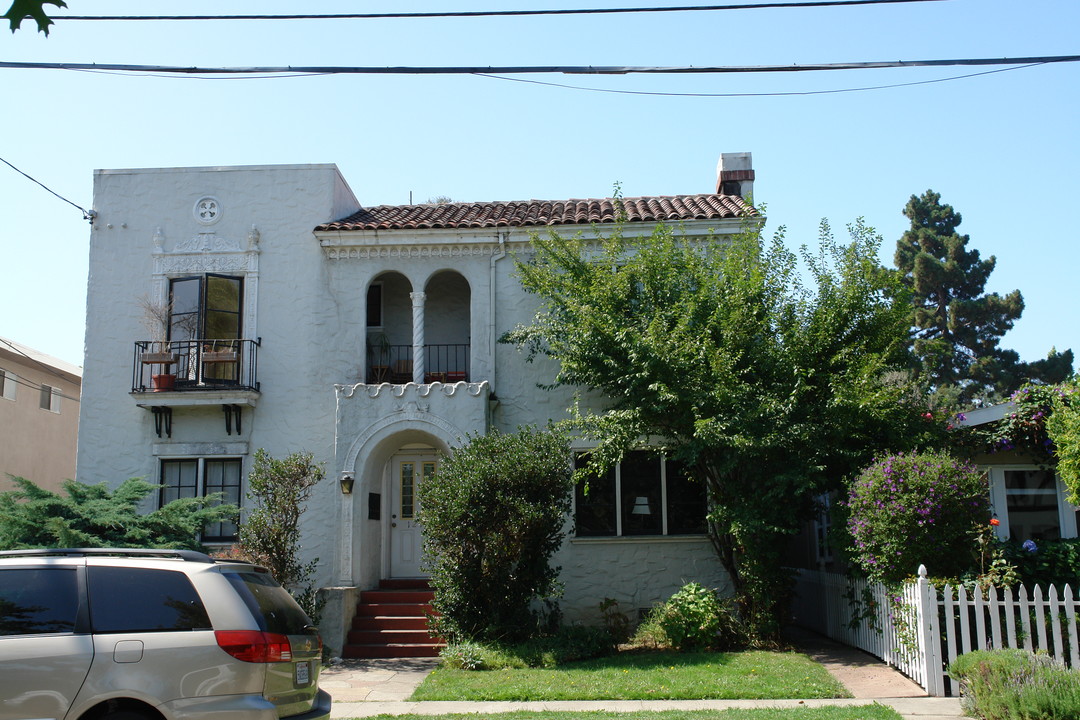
[895,190,1072,405]
[503,212,930,643]
[4,0,65,34]
[1044,379,1080,504]
[0,476,236,550]
[417,428,573,642]
[234,450,324,618]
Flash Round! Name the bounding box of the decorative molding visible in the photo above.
[174,232,242,254]
[155,253,253,275]
[194,196,222,225]
[152,441,248,456]
[337,381,488,399]
[323,244,504,261]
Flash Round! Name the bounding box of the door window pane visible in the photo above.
[400,462,415,519]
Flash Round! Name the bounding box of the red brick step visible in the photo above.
[341,579,444,659]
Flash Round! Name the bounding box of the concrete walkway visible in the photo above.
[320,633,966,720]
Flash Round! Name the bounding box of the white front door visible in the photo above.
[389,455,436,577]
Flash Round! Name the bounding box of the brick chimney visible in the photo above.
[716,152,754,198]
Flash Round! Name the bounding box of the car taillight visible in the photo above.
[215,630,293,662]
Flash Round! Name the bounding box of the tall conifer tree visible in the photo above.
[895,190,1072,404]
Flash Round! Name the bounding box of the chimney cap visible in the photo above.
[716,152,754,196]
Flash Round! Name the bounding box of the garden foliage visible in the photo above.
[844,450,990,585]
[633,582,746,651]
[503,205,930,643]
[949,649,1080,720]
[438,626,613,670]
[233,449,324,620]
[0,476,236,550]
[417,428,573,642]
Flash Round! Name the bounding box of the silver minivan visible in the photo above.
[0,548,331,720]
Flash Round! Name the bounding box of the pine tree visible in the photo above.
[895,190,1072,404]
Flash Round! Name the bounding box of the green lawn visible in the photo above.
[361,708,903,720]
[411,651,851,702]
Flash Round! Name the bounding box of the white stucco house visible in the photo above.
[76,153,757,656]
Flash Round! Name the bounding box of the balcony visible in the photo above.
[366,344,469,384]
[132,339,260,399]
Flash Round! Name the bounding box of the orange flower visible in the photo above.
[990,518,1000,527]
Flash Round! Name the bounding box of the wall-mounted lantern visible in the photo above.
[340,474,355,495]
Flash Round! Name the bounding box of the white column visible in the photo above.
[338,473,354,585]
[410,291,426,383]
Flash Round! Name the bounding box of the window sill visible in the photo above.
[570,534,710,545]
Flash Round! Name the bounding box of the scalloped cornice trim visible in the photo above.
[337,380,489,399]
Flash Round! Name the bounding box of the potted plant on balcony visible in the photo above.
[138,295,178,391]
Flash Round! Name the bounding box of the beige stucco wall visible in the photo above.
[0,340,81,492]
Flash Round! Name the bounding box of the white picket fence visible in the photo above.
[791,566,1080,696]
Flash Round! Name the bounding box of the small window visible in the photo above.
[88,566,210,633]
[366,283,383,328]
[0,568,79,636]
[38,384,60,413]
[0,369,15,401]
[1004,469,1063,541]
[161,458,241,542]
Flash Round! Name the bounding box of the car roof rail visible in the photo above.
[0,548,215,563]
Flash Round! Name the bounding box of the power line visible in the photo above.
[0,157,95,222]
[55,0,948,22]
[1,55,1076,77]
[474,62,1046,97]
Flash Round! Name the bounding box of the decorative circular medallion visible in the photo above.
[194,196,222,225]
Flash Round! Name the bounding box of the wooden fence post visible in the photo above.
[916,565,944,696]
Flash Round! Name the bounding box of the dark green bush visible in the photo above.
[1001,538,1080,587]
[633,582,746,651]
[949,649,1080,720]
[417,428,573,643]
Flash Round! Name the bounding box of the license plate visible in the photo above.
[295,661,310,686]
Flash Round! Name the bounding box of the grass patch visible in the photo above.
[412,651,850,701]
[362,707,902,720]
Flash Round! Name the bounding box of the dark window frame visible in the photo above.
[573,451,707,538]
[160,457,242,543]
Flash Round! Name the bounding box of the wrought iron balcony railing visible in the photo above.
[132,339,260,393]
[366,343,470,384]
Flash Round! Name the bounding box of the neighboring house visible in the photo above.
[958,403,1079,542]
[0,336,81,492]
[76,154,757,655]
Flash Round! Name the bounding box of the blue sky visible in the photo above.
[2,0,1077,369]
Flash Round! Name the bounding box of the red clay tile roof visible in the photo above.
[315,194,755,232]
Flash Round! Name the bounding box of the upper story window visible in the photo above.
[574,451,707,537]
[0,368,15,401]
[366,283,383,328]
[169,274,243,341]
[39,384,60,413]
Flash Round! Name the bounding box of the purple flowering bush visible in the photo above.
[845,450,990,585]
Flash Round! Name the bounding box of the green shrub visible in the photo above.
[949,648,1080,720]
[598,597,631,644]
[844,450,990,585]
[1001,538,1080,587]
[417,428,573,643]
[439,641,488,670]
[633,582,745,652]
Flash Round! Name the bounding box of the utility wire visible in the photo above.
[474,62,1045,97]
[55,0,948,22]
[0,157,94,222]
[1,55,1076,77]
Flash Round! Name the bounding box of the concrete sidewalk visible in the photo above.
[320,632,966,720]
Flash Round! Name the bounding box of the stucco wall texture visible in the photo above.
[78,163,737,649]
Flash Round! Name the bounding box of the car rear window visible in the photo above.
[87,566,211,632]
[222,570,314,635]
[0,567,79,636]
